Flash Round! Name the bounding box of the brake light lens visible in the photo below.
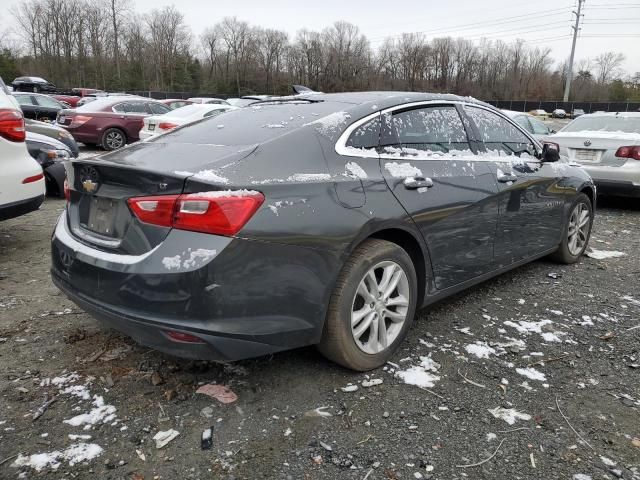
[127,191,264,236]
[165,330,206,344]
[0,109,26,142]
[64,178,70,202]
[615,145,640,160]
[69,115,92,128]
[158,122,178,131]
[22,172,44,184]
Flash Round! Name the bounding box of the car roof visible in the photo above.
[500,109,528,118]
[577,111,640,118]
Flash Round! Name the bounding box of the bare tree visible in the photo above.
[594,52,626,84]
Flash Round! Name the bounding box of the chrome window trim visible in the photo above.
[335,100,542,160]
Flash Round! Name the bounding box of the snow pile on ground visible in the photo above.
[465,341,496,359]
[586,249,626,260]
[395,356,441,388]
[516,367,547,382]
[64,395,117,429]
[504,319,565,342]
[12,443,103,471]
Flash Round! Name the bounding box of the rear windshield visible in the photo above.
[157,101,352,146]
[166,105,218,118]
[75,98,125,112]
[561,116,640,134]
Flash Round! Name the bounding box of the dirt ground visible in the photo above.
[1,196,639,480]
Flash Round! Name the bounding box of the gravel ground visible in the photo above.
[1,196,639,480]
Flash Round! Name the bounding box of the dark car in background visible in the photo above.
[13,92,67,121]
[25,118,79,157]
[11,76,57,93]
[56,97,171,150]
[51,92,596,371]
[25,131,74,197]
[52,89,105,108]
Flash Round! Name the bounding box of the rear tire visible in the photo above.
[549,193,593,264]
[101,128,126,151]
[318,239,418,371]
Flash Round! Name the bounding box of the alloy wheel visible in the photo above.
[567,202,590,256]
[351,261,410,354]
[105,131,124,149]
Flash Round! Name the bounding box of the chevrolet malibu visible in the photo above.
[51,92,595,371]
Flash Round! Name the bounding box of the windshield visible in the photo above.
[561,116,640,134]
[158,101,349,146]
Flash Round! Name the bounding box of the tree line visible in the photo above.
[1,0,639,102]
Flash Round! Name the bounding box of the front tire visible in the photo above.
[318,239,418,371]
[101,128,126,151]
[549,193,593,264]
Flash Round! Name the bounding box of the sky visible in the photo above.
[2,0,639,74]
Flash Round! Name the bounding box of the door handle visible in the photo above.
[497,172,517,183]
[404,176,434,189]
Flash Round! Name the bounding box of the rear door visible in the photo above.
[463,105,565,265]
[117,101,150,140]
[379,103,499,290]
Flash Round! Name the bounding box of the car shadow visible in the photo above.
[597,195,640,211]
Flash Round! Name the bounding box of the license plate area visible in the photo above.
[148,124,155,131]
[574,149,600,162]
[83,197,117,237]
[58,115,65,123]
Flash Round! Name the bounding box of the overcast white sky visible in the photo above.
[2,0,639,74]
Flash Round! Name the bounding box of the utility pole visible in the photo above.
[563,0,585,102]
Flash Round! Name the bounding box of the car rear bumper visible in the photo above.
[50,212,336,361]
[0,194,45,221]
[580,162,640,197]
[138,130,157,141]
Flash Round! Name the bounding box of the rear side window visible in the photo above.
[203,109,225,118]
[465,106,534,155]
[346,116,380,150]
[390,105,470,153]
[35,95,62,108]
[149,103,170,115]
[15,95,37,106]
[114,102,149,114]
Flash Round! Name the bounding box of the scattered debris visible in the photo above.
[341,384,359,392]
[201,427,213,450]
[362,379,383,388]
[196,384,238,404]
[457,369,486,389]
[556,396,595,451]
[151,372,164,386]
[320,441,332,452]
[32,395,58,421]
[488,407,531,425]
[456,439,505,468]
[153,429,180,449]
[304,407,332,418]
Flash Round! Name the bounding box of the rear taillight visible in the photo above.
[164,330,206,344]
[158,122,178,131]
[0,109,26,142]
[69,115,92,128]
[127,191,264,236]
[22,172,44,184]
[615,145,640,160]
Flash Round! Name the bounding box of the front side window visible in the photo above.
[390,105,470,154]
[465,106,535,156]
[514,115,533,133]
[345,116,380,151]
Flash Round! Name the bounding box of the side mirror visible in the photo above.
[549,129,557,134]
[541,142,560,163]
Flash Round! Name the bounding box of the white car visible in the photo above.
[551,112,640,197]
[501,110,555,140]
[187,97,230,105]
[0,76,46,221]
[139,104,237,140]
[552,108,567,118]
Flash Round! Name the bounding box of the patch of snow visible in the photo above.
[263,123,286,129]
[12,443,103,471]
[621,295,640,306]
[182,249,217,269]
[384,162,423,177]
[488,407,531,425]
[486,432,497,441]
[68,434,92,440]
[573,475,592,480]
[287,173,331,182]
[465,342,496,359]
[162,255,181,271]
[182,189,261,199]
[556,130,640,141]
[344,162,368,179]
[304,111,351,137]
[173,170,193,176]
[362,378,383,388]
[63,395,117,428]
[516,367,547,382]
[192,170,229,184]
[341,384,358,393]
[395,356,441,388]
[600,456,616,467]
[153,429,180,449]
[586,249,626,259]
[61,385,91,401]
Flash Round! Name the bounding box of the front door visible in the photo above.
[379,104,499,290]
[462,105,565,267]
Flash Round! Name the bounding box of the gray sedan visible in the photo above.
[550,112,640,197]
[51,92,594,370]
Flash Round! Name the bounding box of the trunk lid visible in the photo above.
[553,133,640,167]
[65,143,258,255]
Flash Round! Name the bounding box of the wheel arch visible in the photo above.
[579,183,596,210]
[344,223,432,308]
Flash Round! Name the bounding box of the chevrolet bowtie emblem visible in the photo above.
[82,179,98,193]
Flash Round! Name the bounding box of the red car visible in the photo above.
[56,97,171,150]
[52,88,104,108]
[159,98,193,110]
